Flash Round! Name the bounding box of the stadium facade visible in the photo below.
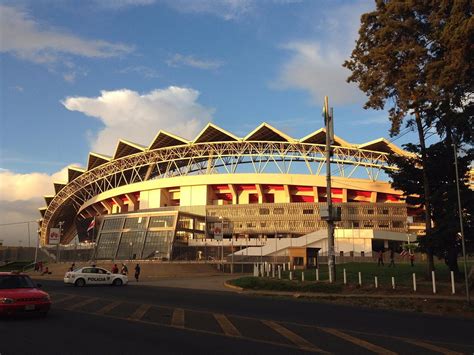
[38,123,423,264]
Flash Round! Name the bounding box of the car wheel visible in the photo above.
[75,278,86,287]
[112,278,123,286]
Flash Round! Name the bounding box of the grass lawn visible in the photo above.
[230,261,473,295]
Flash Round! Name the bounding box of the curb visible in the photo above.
[223,281,244,292]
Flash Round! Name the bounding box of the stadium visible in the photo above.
[38,122,422,265]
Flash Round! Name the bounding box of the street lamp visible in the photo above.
[129,241,133,260]
[453,141,470,305]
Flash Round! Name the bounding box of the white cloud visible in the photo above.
[166,53,224,70]
[162,0,253,20]
[0,167,68,202]
[62,87,215,154]
[0,5,133,64]
[119,66,160,78]
[274,2,372,106]
[95,0,156,9]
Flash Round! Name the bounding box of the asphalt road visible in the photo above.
[1,279,473,355]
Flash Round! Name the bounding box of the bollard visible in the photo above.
[391,276,395,290]
[316,268,319,281]
[412,273,417,292]
[272,265,275,278]
[374,276,378,289]
[278,266,281,280]
[260,264,264,278]
[329,268,333,283]
[289,271,293,281]
[450,271,455,294]
[288,262,291,271]
[358,272,362,286]
[302,271,305,282]
[432,271,436,294]
[343,268,347,285]
[283,263,286,271]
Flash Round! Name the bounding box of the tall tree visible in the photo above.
[344,0,473,272]
[387,141,473,273]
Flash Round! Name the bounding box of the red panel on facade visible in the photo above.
[237,184,256,191]
[351,190,371,198]
[215,193,233,201]
[377,193,400,202]
[331,188,343,195]
[292,186,313,192]
[264,193,275,203]
[249,193,259,203]
[332,198,343,203]
[264,185,285,191]
[212,185,230,191]
[292,195,314,202]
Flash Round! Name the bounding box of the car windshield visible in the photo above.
[0,275,36,289]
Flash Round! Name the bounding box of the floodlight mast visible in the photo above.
[324,96,336,282]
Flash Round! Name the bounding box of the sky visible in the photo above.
[0,0,425,246]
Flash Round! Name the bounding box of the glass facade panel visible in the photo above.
[102,218,125,231]
[96,232,120,259]
[149,215,175,228]
[116,231,146,260]
[142,231,174,260]
[124,217,148,230]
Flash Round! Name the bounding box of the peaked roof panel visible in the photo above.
[68,166,85,183]
[113,139,146,159]
[299,128,350,147]
[38,207,47,218]
[357,138,408,156]
[87,152,112,170]
[53,182,67,194]
[44,195,54,206]
[244,123,294,142]
[194,123,240,143]
[149,130,189,150]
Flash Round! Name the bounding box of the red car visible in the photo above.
[0,272,51,316]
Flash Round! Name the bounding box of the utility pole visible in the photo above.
[453,141,470,305]
[58,221,65,263]
[323,96,336,282]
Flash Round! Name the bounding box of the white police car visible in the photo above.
[64,267,128,287]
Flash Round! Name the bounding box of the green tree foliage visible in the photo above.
[387,142,473,272]
[344,0,473,272]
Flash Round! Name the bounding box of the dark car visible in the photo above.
[0,272,51,317]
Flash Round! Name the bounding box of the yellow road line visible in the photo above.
[262,320,326,353]
[171,308,185,328]
[52,294,76,305]
[96,301,122,315]
[214,314,241,337]
[128,304,152,321]
[402,338,463,355]
[319,327,397,355]
[65,297,98,311]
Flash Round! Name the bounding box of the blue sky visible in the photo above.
[0,0,426,244]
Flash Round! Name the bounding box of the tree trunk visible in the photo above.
[414,111,435,274]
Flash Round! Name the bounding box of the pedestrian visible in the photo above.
[38,261,43,273]
[377,250,384,266]
[34,262,39,272]
[69,263,75,272]
[389,249,395,267]
[409,252,415,267]
[121,263,128,275]
[41,266,49,276]
[112,264,119,274]
[134,264,141,282]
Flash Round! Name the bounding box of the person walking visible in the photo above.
[134,264,141,282]
[69,263,75,272]
[121,263,128,275]
[409,252,415,267]
[112,264,119,274]
[389,249,395,267]
[377,250,384,266]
